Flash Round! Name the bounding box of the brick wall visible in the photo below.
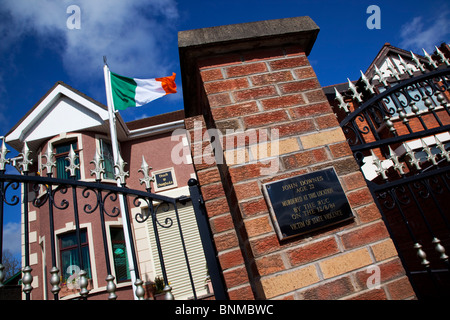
[185,115,256,299]
[180,17,415,300]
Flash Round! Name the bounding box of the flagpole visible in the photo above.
[103,58,138,299]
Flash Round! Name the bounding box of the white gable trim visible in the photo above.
[6,84,110,145]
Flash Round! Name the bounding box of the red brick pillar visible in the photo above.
[180,17,414,300]
[184,115,256,299]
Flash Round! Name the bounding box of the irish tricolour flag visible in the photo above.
[109,72,177,111]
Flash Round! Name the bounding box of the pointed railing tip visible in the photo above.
[41,143,56,176]
[138,155,154,191]
[422,48,438,69]
[19,142,33,173]
[90,149,105,181]
[410,51,426,72]
[370,149,388,180]
[114,152,129,185]
[334,87,350,113]
[360,70,375,94]
[435,46,450,66]
[420,138,438,165]
[374,65,388,87]
[386,59,401,81]
[347,78,363,103]
[434,135,450,162]
[388,145,405,176]
[403,142,421,170]
[0,137,10,171]
[65,144,80,177]
[398,54,414,76]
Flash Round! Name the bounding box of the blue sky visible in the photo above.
[0,0,449,257]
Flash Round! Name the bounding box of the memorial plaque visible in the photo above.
[263,168,353,240]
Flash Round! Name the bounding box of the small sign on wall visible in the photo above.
[153,168,177,192]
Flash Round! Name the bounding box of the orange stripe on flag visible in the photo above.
[156,72,177,94]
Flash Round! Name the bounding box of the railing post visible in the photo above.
[188,178,228,300]
[0,138,9,287]
[119,189,145,300]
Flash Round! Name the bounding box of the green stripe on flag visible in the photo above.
[110,72,138,111]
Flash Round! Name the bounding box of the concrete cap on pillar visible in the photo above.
[178,16,320,117]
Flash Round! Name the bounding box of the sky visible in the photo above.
[0,0,449,258]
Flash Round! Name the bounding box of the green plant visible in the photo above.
[153,276,165,294]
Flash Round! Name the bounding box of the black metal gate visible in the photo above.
[0,141,227,300]
[338,62,450,299]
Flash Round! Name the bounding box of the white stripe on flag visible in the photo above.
[134,78,167,107]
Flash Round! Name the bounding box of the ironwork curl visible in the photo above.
[394,88,411,108]
[430,76,448,93]
[102,191,121,217]
[367,104,385,126]
[394,185,411,206]
[416,80,435,98]
[378,190,396,210]
[353,151,365,167]
[382,95,397,116]
[32,183,53,208]
[133,196,151,223]
[2,181,20,206]
[340,67,450,148]
[412,180,430,199]
[82,187,99,214]
[153,201,174,229]
[51,185,70,211]
[426,176,444,195]
[407,84,423,103]
[32,184,70,210]
[355,114,370,135]
[341,124,360,146]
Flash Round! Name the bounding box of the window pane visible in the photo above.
[60,230,91,283]
[55,142,77,154]
[82,246,92,278]
[55,141,80,180]
[60,231,87,249]
[100,139,115,179]
[61,248,78,283]
[111,228,130,282]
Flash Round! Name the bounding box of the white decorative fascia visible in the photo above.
[5,83,111,152]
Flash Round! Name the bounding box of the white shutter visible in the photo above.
[146,201,209,299]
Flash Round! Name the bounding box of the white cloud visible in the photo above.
[1,0,179,80]
[3,222,21,256]
[399,10,450,52]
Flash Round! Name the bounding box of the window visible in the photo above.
[99,139,115,180]
[55,141,80,179]
[59,230,92,286]
[110,228,130,282]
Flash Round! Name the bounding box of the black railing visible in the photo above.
[340,67,450,154]
[0,142,227,300]
[337,59,450,298]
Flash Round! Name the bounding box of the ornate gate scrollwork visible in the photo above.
[335,50,450,299]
